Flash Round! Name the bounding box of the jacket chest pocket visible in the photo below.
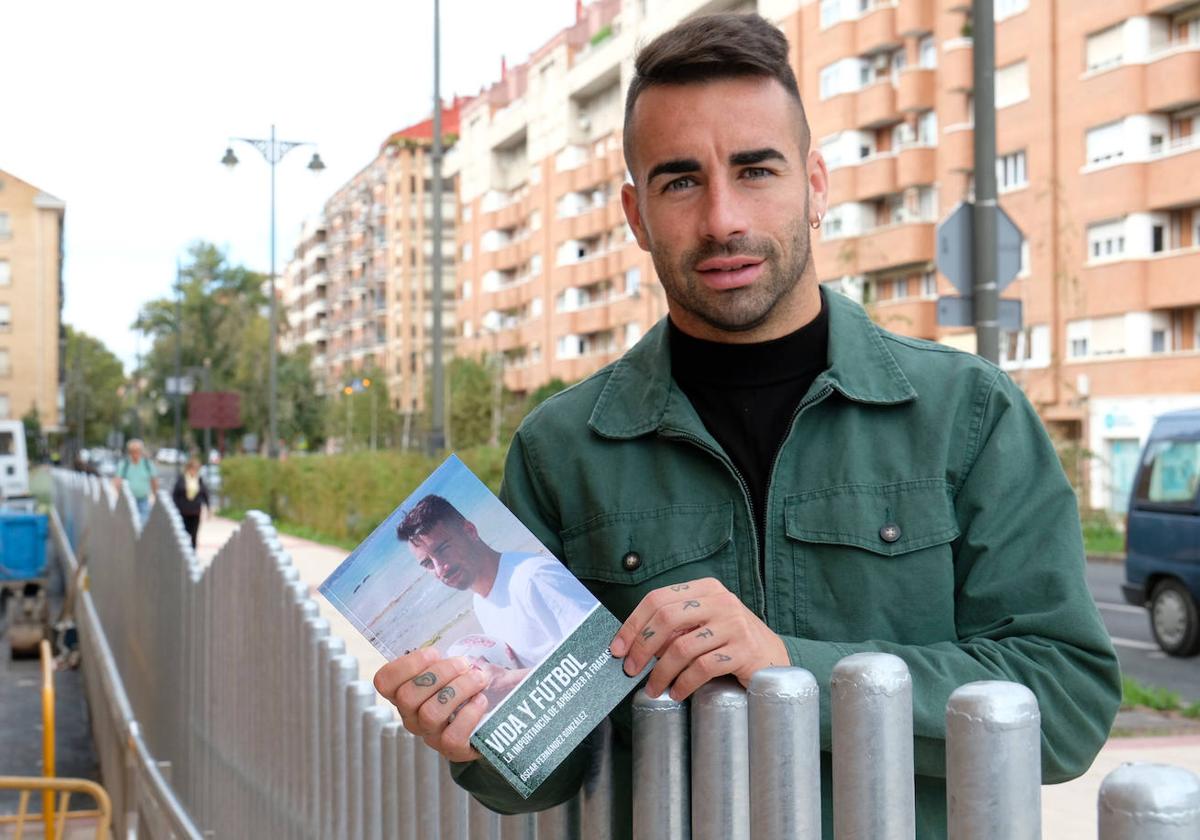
[784,478,960,644]
[561,501,736,621]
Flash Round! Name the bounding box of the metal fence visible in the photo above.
[51,469,1200,839]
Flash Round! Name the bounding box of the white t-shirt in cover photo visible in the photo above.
[472,551,596,668]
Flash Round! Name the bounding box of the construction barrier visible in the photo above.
[50,470,1200,839]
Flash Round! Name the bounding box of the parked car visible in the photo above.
[155,447,183,466]
[1122,408,1200,657]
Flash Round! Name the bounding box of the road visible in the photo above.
[1087,559,1200,704]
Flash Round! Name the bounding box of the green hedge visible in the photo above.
[220,447,509,544]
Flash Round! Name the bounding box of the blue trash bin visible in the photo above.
[0,512,49,582]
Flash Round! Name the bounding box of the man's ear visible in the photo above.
[463,520,479,540]
[621,183,651,252]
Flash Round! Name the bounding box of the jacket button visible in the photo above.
[622,551,642,571]
[879,523,901,544]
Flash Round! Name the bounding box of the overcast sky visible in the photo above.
[3,0,578,370]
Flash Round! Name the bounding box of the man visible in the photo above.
[113,438,157,524]
[396,494,595,701]
[374,14,1120,837]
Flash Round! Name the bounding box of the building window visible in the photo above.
[0,305,9,331]
[995,0,1028,20]
[0,395,8,418]
[1087,219,1126,261]
[917,110,938,145]
[0,350,9,377]
[918,36,937,69]
[819,0,842,28]
[1069,337,1088,358]
[0,213,9,238]
[1151,328,1168,354]
[819,58,864,100]
[0,260,9,287]
[994,61,1029,108]
[997,150,1028,191]
[1085,120,1125,165]
[1085,23,1124,72]
[625,267,641,296]
[920,271,937,297]
[625,323,642,349]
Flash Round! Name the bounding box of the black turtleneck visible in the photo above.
[669,293,829,563]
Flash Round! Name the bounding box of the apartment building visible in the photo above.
[283,104,460,418]
[0,168,64,428]
[449,0,1197,509]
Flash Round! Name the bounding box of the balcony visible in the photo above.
[943,40,974,92]
[856,222,936,274]
[1147,248,1200,310]
[812,18,857,67]
[942,126,974,172]
[1080,161,1147,221]
[1079,260,1147,317]
[827,166,858,205]
[560,303,615,336]
[1147,139,1200,209]
[814,93,857,134]
[855,155,898,200]
[896,0,934,36]
[1078,63,1147,126]
[1146,48,1200,112]
[897,145,937,188]
[897,68,936,112]
[869,298,938,339]
[857,82,901,129]
[855,6,900,55]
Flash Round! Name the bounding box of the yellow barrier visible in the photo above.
[40,640,56,838]
[0,776,111,839]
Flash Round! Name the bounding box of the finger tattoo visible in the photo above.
[682,600,701,610]
[714,653,732,662]
[437,686,456,705]
[696,628,714,639]
[669,583,690,591]
[641,627,656,641]
[412,672,437,687]
[448,710,458,724]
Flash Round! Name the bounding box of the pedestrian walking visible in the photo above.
[113,439,157,524]
[171,457,210,550]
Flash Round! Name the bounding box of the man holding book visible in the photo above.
[375,13,1120,838]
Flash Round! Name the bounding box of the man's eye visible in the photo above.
[742,167,772,179]
[420,558,433,569]
[664,176,697,192]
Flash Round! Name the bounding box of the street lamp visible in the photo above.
[221,126,325,458]
[341,377,376,451]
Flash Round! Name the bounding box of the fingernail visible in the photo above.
[623,659,636,676]
[611,638,626,657]
[646,685,660,698]
[423,647,439,663]
[453,657,470,671]
[475,693,488,707]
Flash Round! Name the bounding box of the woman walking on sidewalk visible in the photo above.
[171,457,210,549]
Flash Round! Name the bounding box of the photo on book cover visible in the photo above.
[319,454,645,797]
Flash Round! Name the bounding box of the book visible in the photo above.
[318,454,645,797]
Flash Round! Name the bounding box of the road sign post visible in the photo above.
[936,201,1026,346]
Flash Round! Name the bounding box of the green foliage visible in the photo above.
[525,378,571,414]
[133,242,326,452]
[22,406,46,462]
[329,366,398,450]
[1121,676,1187,712]
[444,357,498,449]
[219,446,508,543]
[589,24,613,47]
[62,326,126,446]
[1081,511,1124,556]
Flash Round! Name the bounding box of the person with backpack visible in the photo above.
[113,438,158,524]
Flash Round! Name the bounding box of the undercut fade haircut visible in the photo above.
[623,13,811,176]
[396,494,467,542]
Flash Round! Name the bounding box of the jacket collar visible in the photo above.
[588,290,917,440]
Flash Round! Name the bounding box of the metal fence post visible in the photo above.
[831,652,915,840]
[438,756,468,840]
[1098,763,1200,840]
[362,706,392,840]
[946,681,1041,839]
[414,742,442,840]
[581,717,616,840]
[632,688,690,840]
[383,722,416,840]
[748,667,820,839]
[536,795,580,840]
[691,677,749,840]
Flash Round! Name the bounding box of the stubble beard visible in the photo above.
[648,213,813,335]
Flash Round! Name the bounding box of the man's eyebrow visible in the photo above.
[730,148,787,166]
[646,158,702,185]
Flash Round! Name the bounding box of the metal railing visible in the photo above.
[50,470,1200,839]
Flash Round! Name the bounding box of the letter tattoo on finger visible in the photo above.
[437,686,456,705]
[448,710,458,724]
[696,627,714,639]
[714,653,732,662]
[641,627,656,641]
[412,672,437,687]
[669,583,690,592]
[682,600,701,610]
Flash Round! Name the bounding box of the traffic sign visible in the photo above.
[937,296,1024,332]
[936,202,1024,295]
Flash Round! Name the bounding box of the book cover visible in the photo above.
[318,454,644,798]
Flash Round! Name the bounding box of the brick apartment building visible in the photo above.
[448,0,1199,510]
[0,168,64,429]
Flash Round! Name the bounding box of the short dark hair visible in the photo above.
[396,494,467,542]
[623,13,811,175]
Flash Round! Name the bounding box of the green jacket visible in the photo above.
[454,290,1121,838]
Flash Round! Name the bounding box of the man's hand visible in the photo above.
[610,577,789,701]
[373,647,492,762]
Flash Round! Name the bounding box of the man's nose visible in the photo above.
[700,178,749,243]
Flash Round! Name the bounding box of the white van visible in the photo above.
[0,420,31,503]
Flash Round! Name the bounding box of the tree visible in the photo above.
[526,377,571,414]
[133,241,323,452]
[62,326,126,448]
[21,406,46,462]
[330,365,396,451]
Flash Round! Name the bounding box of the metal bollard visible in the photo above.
[632,688,690,840]
[362,706,392,840]
[581,717,617,840]
[414,743,442,840]
[498,811,536,840]
[831,652,915,840]
[329,655,357,840]
[537,796,581,840]
[383,722,416,840]
[1098,762,1200,840]
[748,667,821,839]
[438,755,469,840]
[691,677,750,840]
[467,794,500,840]
[946,681,1041,840]
[345,681,377,840]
